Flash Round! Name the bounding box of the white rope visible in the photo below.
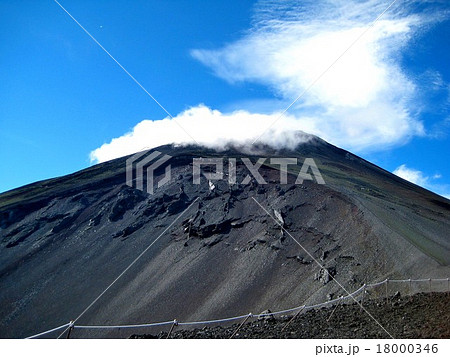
[75,320,174,329]
[304,301,328,310]
[70,282,368,329]
[251,197,395,339]
[177,314,250,326]
[366,279,388,288]
[56,197,199,338]
[390,279,431,283]
[25,323,71,339]
[25,276,449,337]
[258,305,305,317]
[303,286,364,310]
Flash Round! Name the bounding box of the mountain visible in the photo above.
[0,136,449,338]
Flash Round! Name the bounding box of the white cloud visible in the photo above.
[393,164,450,199]
[89,105,315,163]
[393,164,430,186]
[91,0,445,163]
[192,18,416,108]
[190,0,437,149]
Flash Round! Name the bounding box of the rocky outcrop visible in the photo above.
[315,267,337,285]
[0,142,448,339]
[109,187,146,222]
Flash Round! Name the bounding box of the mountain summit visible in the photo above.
[0,138,449,338]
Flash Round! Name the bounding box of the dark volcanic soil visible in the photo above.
[1,142,449,338]
[131,292,450,339]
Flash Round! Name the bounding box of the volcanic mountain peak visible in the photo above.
[0,139,448,338]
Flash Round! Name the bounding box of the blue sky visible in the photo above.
[1,0,449,198]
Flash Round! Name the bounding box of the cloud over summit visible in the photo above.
[89,105,314,163]
[90,0,444,164]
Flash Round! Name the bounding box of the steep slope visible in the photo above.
[0,137,449,338]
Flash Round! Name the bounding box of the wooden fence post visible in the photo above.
[66,321,74,339]
[166,319,178,339]
[229,313,252,339]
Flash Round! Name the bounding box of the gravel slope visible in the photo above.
[1,140,449,338]
[131,292,450,339]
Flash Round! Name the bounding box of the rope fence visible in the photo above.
[25,277,449,338]
[25,323,72,339]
